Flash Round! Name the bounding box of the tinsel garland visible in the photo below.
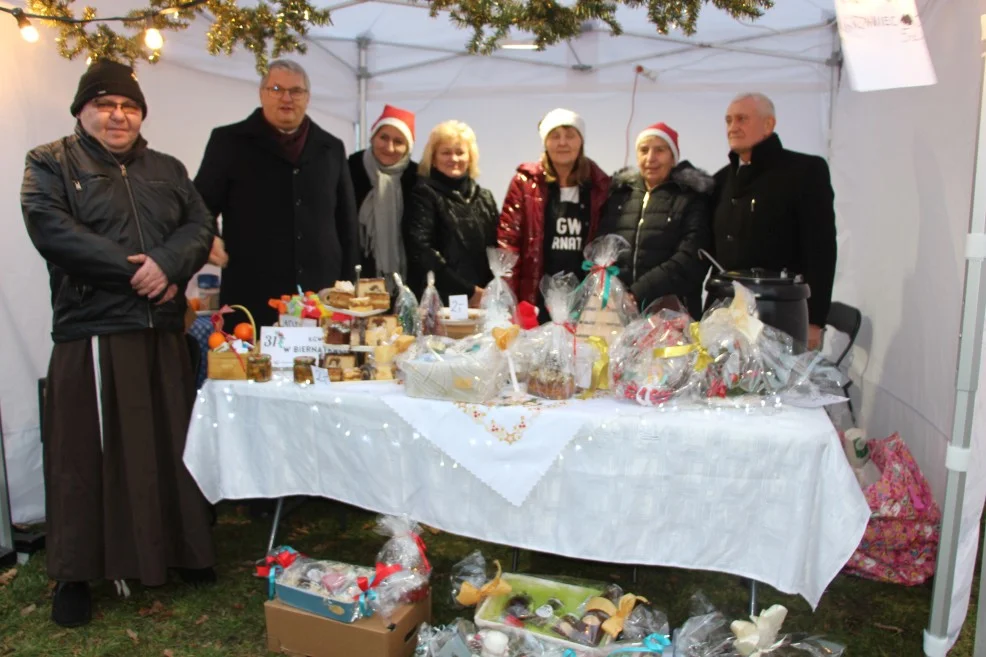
[23,0,330,72]
[18,0,773,71]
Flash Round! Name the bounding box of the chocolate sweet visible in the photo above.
[324,321,350,345]
[503,594,535,622]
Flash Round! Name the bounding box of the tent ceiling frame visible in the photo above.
[374,53,466,77]
[312,2,837,78]
[320,35,576,76]
[618,29,833,66]
[597,19,837,70]
[307,36,358,74]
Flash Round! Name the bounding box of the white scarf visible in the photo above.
[359,147,410,279]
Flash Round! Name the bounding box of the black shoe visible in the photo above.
[51,581,91,628]
[177,567,217,587]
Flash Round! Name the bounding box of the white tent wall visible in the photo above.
[0,24,352,523]
[829,0,977,504]
[827,0,982,650]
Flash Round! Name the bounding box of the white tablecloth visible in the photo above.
[184,379,870,608]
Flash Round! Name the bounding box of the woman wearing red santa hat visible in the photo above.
[600,122,712,318]
[497,108,610,316]
[348,104,418,284]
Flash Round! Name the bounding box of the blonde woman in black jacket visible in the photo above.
[405,121,498,305]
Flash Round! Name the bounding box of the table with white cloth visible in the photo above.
[184,378,870,608]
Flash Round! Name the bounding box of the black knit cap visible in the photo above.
[70,60,147,118]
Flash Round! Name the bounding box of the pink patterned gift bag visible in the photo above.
[844,432,941,585]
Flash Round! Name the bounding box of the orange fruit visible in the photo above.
[208,332,227,350]
[233,323,254,342]
[188,297,202,311]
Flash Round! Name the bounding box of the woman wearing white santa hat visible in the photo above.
[600,121,713,318]
[348,104,418,285]
[496,108,610,313]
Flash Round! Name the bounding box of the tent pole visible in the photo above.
[925,6,986,655]
[826,15,840,161]
[974,524,986,655]
[357,36,370,150]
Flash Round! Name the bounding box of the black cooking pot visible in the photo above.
[705,268,811,346]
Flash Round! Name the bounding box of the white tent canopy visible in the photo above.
[0,0,982,653]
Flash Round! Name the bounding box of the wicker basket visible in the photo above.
[206,305,258,380]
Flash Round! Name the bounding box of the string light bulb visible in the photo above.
[144,20,164,50]
[13,9,39,43]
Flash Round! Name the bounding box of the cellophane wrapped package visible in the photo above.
[481,248,520,331]
[611,309,699,406]
[527,273,579,399]
[693,282,843,406]
[394,272,422,337]
[398,333,508,403]
[419,271,447,337]
[570,235,639,348]
[375,514,431,602]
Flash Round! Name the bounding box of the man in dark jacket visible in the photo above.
[602,122,712,318]
[21,60,217,628]
[712,93,837,349]
[194,59,358,324]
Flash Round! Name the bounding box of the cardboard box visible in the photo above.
[265,592,431,657]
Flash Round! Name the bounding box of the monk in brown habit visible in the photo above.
[20,59,217,627]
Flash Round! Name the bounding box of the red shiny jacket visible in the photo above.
[496,159,611,305]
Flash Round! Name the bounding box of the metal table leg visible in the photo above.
[266,498,285,554]
[749,579,759,617]
[511,547,520,572]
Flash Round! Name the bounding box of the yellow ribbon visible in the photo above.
[598,593,650,638]
[649,325,712,372]
[577,336,611,399]
[454,560,512,606]
[493,325,520,351]
[587,335,610,391]
[688,323,714,372]
[652,344,695,359]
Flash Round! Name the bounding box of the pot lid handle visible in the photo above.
[698,248,725,274]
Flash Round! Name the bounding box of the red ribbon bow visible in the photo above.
[412,533,432,574]
[357,562,403,592]
[255,547,301,578]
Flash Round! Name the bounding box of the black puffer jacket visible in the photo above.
[405,172,499,302]
[21,125,214,343]
[601,161,713,317]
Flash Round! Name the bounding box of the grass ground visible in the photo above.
[0,500,976,656]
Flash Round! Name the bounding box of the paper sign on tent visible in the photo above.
[835,0,936,92]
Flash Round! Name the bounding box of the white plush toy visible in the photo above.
[730,604,788,656]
